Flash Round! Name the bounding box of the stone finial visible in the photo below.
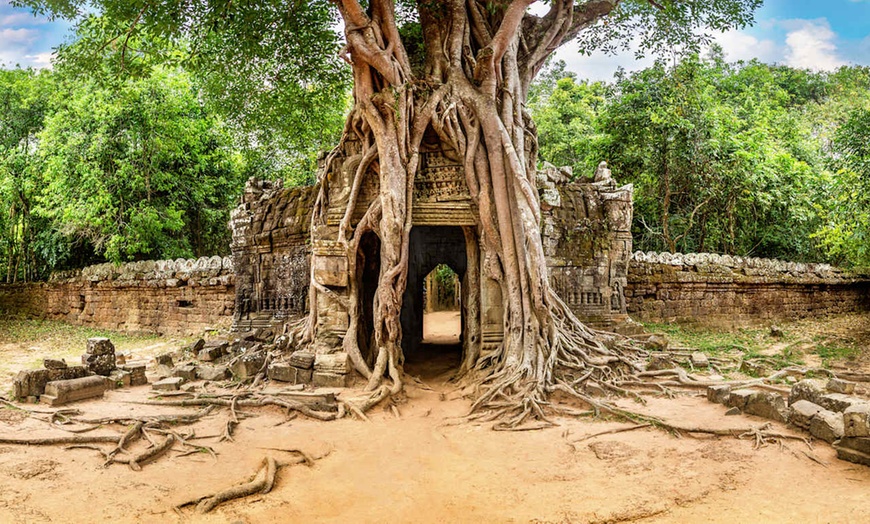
[594,161,612,183]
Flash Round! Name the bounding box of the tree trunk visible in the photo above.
[304,0,643,425]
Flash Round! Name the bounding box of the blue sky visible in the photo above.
[1,0,869,79]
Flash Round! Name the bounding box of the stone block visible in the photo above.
[106,369,132,389]
[43,359,67,370]
[196,364,230,381]
[120,364,148,386]
[82,351,116,376]
[789,379,827,406]
[844,403,870,437]
[706,384,731,405]
[727,388,787,422]
[230,351,267,380]
[647,354,673,371]
[690,352,709,368]
[740,360,772,377]
[833,443,870,467]
[197,345,225,362]
[818,393,862,414]
[644,334,668,351]
[86,337,115,356]
[152,377,184,391]
[41,376,108,406]
[312,372,348,388]
[827,378,856,395]
[12,366,89,400]
[173,364,198,382]
[289,352,316,370]
[314,353,351,375]
[835,436,870,455]
[789,400,824,430]
[809,411,844,443]
[155,353,175,367]
[268,363,313,385]
[188,338,206,353]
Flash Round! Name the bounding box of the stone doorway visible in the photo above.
[401,226,469,377]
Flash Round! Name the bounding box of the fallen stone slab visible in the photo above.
[835,437,870,455]
[312,372,348,388]
[727,388,787,422]
[706,384,731,405]
[197,345,225,362]
[155,353,175,367]
[12,366,89,400]
[789,379,827,406]
[43,359,67,370]
[152,377,184,391]
[288,352,315,370]
[643,333,668,351]
[196,364,230,382]
[106,369,132,389]
[268,363,313,385]
[188,338,206,353]
[817,393,862,414]
[314,353,351,375]
[230,351,267,380]
[844,403,870,437]
[826,378,856,395]
[690,352,709,368]
[173,364,198,382]
[647,354,673,371]
[809,410,844,444]
[82,352,116,376]
[41,376,108,406]
[832,439,870,467]
[789,400,825,430]
[120,364,148,386]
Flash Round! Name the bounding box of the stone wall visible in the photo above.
[626,252,870,324]
[0,257,235,335]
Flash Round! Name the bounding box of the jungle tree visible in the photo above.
[17,0,761,424]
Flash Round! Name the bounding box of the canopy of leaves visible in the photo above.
[530,56,870,265]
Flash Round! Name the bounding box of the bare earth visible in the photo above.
[1,313,869,523]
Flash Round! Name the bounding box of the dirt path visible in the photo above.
[1,375,868,523]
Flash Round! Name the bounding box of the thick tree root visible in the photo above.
[176,451,314,515]
[0,435,121,445]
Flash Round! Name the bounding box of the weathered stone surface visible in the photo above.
[817,393,862,414]
[152,377,184,391]
[690,352,709,368]
[740,360,772,377]
[197,345,225,362]
[644,334,668,351]
[789,379,827,406]
[727,389,787,422]
[725,406,741,416]
[789,400,825,430]
[86,337,115,356]
[43,359,67,370]
[647,354,673,371]
[155,353,175,367]
[196,364,230,381]
[120,364,147,386]
[12,366,88,400]
[844,403,870,437]
[835,436,870,455]
[707,384,731,405]
[173,364,198,382]
[314,353,351,375]
[809,411,844,443]
[188,338,206,353]
[230,351,266,380]
[41,376,108,406]
[833,443,870,467]
[268,363,312,385]
[312,372,348,388]
[106,369,132,389]
[769,325,784,337]
[827,378,856,395]
[289,352,316,370]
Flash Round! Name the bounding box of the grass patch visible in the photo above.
[0,318,162,346]
[642,322,770,356]
[814,343,860,368]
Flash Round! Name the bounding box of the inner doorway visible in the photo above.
[401,226,467,378]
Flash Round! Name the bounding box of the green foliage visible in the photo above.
[35,68,243,263]
[529,55,870,265]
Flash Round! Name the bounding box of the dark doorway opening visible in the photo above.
[401,226,467,379]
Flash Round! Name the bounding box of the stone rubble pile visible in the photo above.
[706,377,870,467]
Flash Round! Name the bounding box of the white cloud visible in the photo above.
[782,19,845,70]
[0,27,38,44]
[712,29,779,63]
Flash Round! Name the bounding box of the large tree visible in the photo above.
[18,0,761,424]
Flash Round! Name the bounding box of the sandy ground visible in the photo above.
[1,312,868,523]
